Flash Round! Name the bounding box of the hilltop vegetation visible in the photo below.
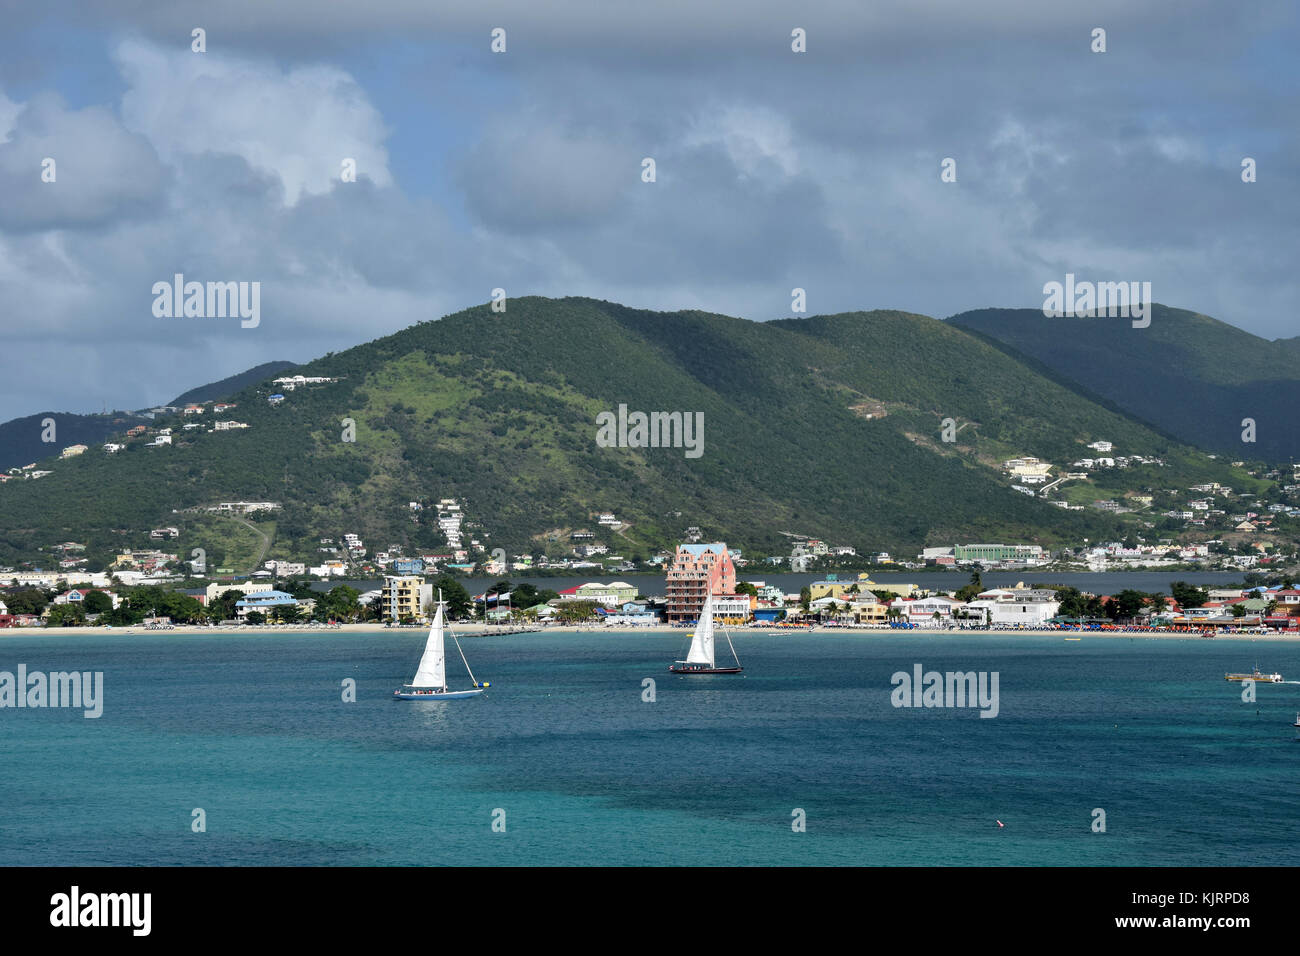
[949,305,1300,462]
[0,297,1269,568]
[169,360,298,406]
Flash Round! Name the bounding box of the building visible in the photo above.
[382,575,433,622]
[204,580,274,604]
[856,574,918,598]
[234,590,299,618]
[965,587,1061,625]
[601,602,662,626]
[809,580,858,601]
[1003,457,1053,478]
[711,593,754,624]
[848,595,889,623]
[665,543,736,623]
[60,444,88,458]
[272,375,338,390]
[893,595,964,623]
[953,543,1045,565]
[557,581,639,606]
[210,501,281,515]
[52,588,121,609]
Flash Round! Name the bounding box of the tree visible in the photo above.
[3,587,48,615]
[318,585,361,621]
[206,589,244,623]
[1112,589,1147,621]
[555,600,599,624]
[1230,603,1247,619]
[246,611,265,624]
[735,582,758,598]
[81,590,114,615]
[511,582,545,609]
[956,571,985,603]
[271,603,301,624]
[431,575,473,618]
[46,604,86,627]
[1169,581,1209,609]
[799,586,811,612]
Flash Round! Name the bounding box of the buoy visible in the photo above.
[996,820,1004,828]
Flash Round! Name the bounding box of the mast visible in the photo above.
[723,619,742,668]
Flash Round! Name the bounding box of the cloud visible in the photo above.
[457,122,632,231]
[0,4,1296,421]
[115,38,392,205]
[0,92,167,231]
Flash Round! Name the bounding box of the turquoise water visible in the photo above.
[2,631,1298,866]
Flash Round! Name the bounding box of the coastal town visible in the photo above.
[2,539,1297,635]
[5,417,1300,635]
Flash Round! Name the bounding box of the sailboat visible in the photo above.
[669,593,743,675]
[394,593,489,700]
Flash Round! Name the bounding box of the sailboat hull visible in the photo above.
[393,687,485,700]
[668,664,742,675]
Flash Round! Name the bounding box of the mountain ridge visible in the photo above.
[0,297,1269,572]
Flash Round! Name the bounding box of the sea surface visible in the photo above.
[2,630,1298,866]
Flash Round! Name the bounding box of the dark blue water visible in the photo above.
[2,631,1298,866]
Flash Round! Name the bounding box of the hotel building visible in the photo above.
[665,543,736,623]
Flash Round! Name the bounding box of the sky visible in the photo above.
[0,0,1296,420]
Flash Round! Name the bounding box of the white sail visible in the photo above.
[410,602,446,689]
[685,593,715,666]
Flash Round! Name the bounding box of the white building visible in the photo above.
[205,580,274,603]
[965,588,1060,625]
[895,595,964,622]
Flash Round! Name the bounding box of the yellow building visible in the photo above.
[850,600,889,623]
[808,581,857,601]
[381,575,433,622]
[856,575,918,598]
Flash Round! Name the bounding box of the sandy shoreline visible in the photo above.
[2,622,1298,642]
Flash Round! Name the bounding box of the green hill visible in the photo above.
[169,360,299,407]
[948,306,1300,462]
[0,297,1263,570]
[0,360,300,472]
